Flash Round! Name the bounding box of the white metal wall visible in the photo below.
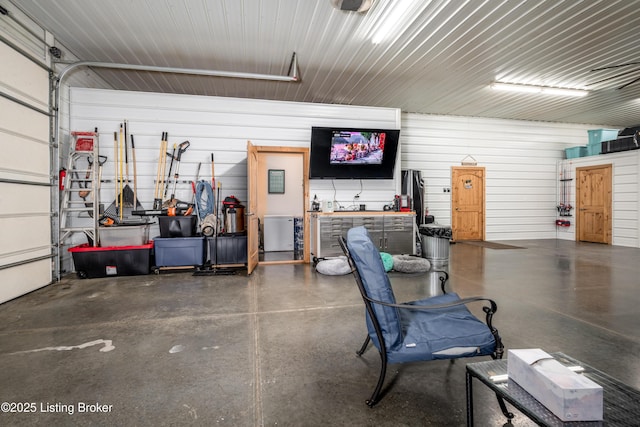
[67,88,633,248]
[400,113,614,241]
[65,87,400,264]
[556,151,640,248]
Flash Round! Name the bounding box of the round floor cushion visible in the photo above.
[392,255,431,273]
[315,256,351,275]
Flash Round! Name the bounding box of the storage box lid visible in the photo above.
[69,242,153,252]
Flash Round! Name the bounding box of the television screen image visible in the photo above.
[309,126,400,179]
[329,131,385,165]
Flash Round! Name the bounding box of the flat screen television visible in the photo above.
[309,127,400,179]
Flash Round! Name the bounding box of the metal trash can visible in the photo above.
[419,224,452,268]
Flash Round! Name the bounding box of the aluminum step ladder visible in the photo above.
[59,131,102,247]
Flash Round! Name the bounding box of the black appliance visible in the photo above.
[401,169,425,226]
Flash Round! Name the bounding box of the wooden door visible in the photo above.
[246,141,259,274]
[451,167,485,241]
[576,164,611,244]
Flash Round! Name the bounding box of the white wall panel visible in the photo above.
[401,113,610,241]
[65,89,639,252]
[67,88,400,253]
[557,151,640,248]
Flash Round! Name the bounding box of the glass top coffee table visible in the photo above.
[465,352,640,426]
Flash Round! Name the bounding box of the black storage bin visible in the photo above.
[209,234,247,265]
[69,243,153,279]
[158,215,196,237]
[602,136,640,154]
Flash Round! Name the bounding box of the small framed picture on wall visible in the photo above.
[268,169,285,194]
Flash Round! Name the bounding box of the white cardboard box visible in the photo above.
[507,349,603,421]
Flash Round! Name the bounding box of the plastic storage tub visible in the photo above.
[158,215,196,238]
[565,146,586,159]
[587,129,619,156]
[99,223,150,246]
[586,143,602,156]
[153,236,205,267]
[69,243,153,278]
[208,234,247,265]
[587,129,619,146]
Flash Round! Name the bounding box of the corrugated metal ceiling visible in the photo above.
[10,0,640,126]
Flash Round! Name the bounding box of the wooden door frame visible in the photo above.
[451,166,486,241]
[247,142,259,274]
[575,164,612,244]
[251,145,310,265]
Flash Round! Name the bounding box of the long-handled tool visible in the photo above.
[120,120,139,211]
[189,163,202,223]
[166,140,190,207]
[153,132,168,210]
[131,134,140,209]
[118,123,124,221]
[101,131,120,222]
[103,123,137,222]
[211,153,215,190]
[113,131,119,215]
[95,154,107,217]
[163,143,177,201]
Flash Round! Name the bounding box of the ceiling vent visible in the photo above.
[330,0,373,13]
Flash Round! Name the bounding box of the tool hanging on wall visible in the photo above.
[165,140,190,208]
[556,163,573,226]
[211,153,215,190]
[102,122,144,222]
[163,143,177,201]
[120,120,139,210]
[188,163,202,221]
[196,178,215,236]
[118,123,124,221]
[114,130,119,215]
[101,131,120,222]
[153,132,168,210]
[131,134,140,209]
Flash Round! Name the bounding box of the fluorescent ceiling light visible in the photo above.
[490,82,588,97]
[371,1,416,44]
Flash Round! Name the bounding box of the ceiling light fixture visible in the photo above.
[330,0,373,13]
[490,82,588,97]
[371,1,416,44]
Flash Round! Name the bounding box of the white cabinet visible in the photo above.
[311,212,415,258]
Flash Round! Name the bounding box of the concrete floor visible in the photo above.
[1,239,639,426]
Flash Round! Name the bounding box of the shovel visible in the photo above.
[103,123,142,222]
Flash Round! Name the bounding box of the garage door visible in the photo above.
[0,40,52,303]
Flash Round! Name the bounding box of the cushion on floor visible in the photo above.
[392,254,431,273]
[315,256,351,275]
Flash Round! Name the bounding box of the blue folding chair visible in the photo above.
[340,226,509,412]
